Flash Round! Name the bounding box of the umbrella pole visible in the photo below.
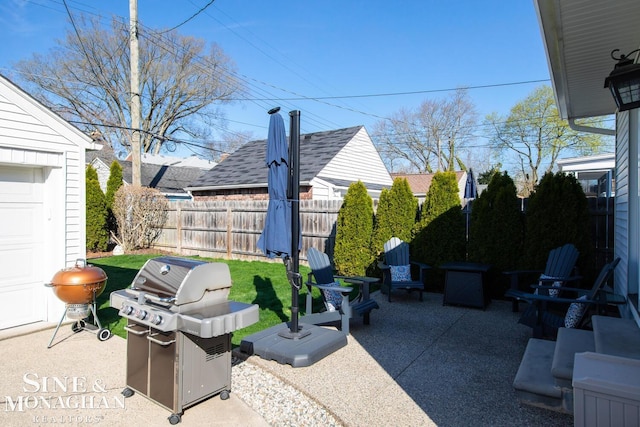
[281,109,309,338]
[289,110,301,334]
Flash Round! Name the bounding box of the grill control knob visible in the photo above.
[121,305,134,315]
[150,314,163,325]
[137,310,148,320]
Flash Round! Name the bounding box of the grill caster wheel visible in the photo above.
[121,388,134,398]
[168,414,181,425]
[97,328,111,341]
[71,320,85,333]
[220,390,230,400]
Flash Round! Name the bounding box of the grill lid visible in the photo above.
[49,259,107,287]
[131,256,232,305]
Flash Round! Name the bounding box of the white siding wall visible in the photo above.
[615,110,640,324]
[615,112,630,305]
[317,127,392,186]
[0,77,91,324]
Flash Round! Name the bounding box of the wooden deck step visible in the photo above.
[513,338,566,412]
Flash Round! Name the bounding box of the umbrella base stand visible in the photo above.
[239,322,347,368]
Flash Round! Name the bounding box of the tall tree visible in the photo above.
[485,85,610,196]
[13,14,242,157]
[373,88,478,173]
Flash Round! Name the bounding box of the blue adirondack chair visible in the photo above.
[513,257,621,338]
[379,237,430,302]
[504,243,580,312]
[301,247,379,335]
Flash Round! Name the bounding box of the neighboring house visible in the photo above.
[0,74,100,329]
[557,153,615,197]
[125,152,217,170]
[391,171,469,205]
[535,1,640,323]
[88,145,211,201]
[187,126,393,200]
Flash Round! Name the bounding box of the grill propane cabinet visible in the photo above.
[110,257,259,425]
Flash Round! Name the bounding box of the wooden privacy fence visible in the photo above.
[153,199,343,261]
[153,196,614,271]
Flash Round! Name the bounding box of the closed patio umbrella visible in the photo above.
[257,108,291,258]
[464,169,477,245]
[257,108,305,336]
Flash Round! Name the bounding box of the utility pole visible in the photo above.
[129,0,141,186]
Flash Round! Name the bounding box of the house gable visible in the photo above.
[186,125,391,200]
[318,127,392,187]
[0,75,95,153]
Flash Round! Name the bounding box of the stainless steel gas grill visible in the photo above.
[110,256,259,425]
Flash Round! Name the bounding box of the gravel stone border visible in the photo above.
[231,355,343,427]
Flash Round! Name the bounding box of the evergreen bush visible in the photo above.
[371,177,418,258]
[524,171,593,277]
[468,172,524,271]
[334,181,374,276]
[105,161,123,236]
[467,172,524,298]
[105,161,123,210]
[412,171,465,269]
[86,165,109,252]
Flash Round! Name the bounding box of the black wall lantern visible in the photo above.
[604,49,640,112]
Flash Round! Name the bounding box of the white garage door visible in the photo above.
[0,166,45,329]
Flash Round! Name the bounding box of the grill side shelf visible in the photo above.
[179,303,259,338]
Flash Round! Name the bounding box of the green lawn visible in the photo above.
[90,254,318,347]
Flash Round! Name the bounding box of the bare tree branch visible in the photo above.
[13,14,242,157]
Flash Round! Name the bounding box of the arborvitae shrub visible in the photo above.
[334,181,374,276]
[371,177,418,259]
[105,161,123,210]
[468,172,524,270]
[524,171,593,277]
[105,161,123,235]
[86,165,109,252]
[412,171,465,270]
[468,172,524,298]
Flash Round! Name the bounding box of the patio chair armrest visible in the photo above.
[534,274,582,284]
[336,275,379,286]
[378,262,390,271]
[308,282,353,295]
[410,261,430,282]
[531,284,586,292]
[507,287,604,305]
[410,261,431,271]
[503,269,544,277]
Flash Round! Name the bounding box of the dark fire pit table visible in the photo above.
[441,262,491,309]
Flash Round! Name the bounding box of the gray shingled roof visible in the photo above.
[87,145,206,195]
[122,161,206,194]
[187,125,364,190]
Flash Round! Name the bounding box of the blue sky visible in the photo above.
[0,0,551,161]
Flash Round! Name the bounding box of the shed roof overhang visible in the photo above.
[535,0,640,120]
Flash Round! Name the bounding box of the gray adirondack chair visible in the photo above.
[512,257,621,338]
[301,247,379,335]
[504,243,580,312]
[379,237,430,302]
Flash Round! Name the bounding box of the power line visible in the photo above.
[228,79,552,101]
[158,0,216,34]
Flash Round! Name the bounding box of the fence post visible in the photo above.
[226,206,232,258]
[176,204,182,253]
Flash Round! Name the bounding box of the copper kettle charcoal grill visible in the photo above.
[109,256,259,425]
[45,259,111,348]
